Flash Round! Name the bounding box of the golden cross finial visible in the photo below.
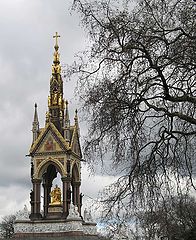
[53,32,60,47]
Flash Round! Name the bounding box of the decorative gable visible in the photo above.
[36,133,63,153]
[30,122,69,155]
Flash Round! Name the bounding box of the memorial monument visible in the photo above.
[14,33,100,239]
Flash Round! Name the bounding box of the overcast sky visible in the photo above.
[0,0,116,220]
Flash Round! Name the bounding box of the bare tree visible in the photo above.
[70,0,196,221]
[137,194,196,240]
[0,215,15,239]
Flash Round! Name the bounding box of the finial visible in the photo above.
[74,109,80,137]
[64,100,70,128]
[65,100,69,113]
[52,32,61,73]
[53,32,60,51]
[33,103,38,122]
[32,103,39,143]
[74,109,78,123]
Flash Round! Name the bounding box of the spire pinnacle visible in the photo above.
[74,109,80,137]
[64,100,70,125]
[32,103,39,143]
[53,32,60,51]
[33,103,38,122]
[52,32,61,74]
[74,109,78,125]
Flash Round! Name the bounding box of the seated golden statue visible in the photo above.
[49,184,62,205]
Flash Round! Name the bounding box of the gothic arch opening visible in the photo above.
[36,159,64,179]
[38,162,63,218]
[30,160,82,220]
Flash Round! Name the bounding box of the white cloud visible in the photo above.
[81,166,118,200]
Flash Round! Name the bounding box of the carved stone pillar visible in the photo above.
[62,177,71,217]
[42,182,52,218]
[30,179,42,220]
[72,181,81,213]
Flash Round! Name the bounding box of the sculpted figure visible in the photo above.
[48,96,51,107]
[50,184,61,205]
[53,92,58,105]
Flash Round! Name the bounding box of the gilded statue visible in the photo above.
[48,96,51,107]
[53,92,58,105]
[50,184,62,205]
[59,95,62,106]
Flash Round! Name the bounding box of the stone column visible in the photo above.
[72,181,81,213]
[42,182,47,218]
[75,182,81,214]
[43,179,52,218]
[62,177,71,217]
[31,178,42,219]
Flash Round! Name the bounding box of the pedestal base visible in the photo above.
[14,218,97,238]
[47,204,63,219]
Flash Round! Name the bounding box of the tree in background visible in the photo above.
[137,194,196,240]
[0,215,15,239]
[70,0,196,235]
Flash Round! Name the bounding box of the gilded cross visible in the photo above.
[53,32,60,46]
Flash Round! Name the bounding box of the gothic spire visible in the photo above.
[48,32,65,134]
[65,100,70,127]
[74,109,78,125]
[74,109,80,137]
[32,103,39,143]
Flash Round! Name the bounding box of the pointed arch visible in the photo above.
[34,157,66,179]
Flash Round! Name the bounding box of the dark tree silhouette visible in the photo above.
[70,0,196,217]
[137,195,196,240]
[0,214,15,239]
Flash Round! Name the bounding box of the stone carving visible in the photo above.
[80,193,84,207]
[30,189,34,202]
[15,205,29,220]
[84,208,93,222]
[14,221,97,235]
[67,203,80,219]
